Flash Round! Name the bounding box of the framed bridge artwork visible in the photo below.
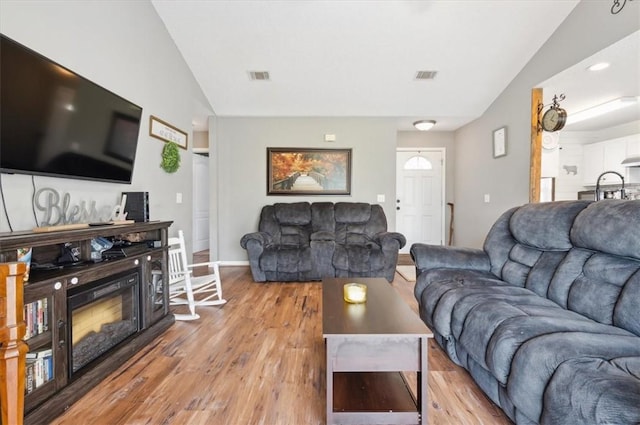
[267,148,352,195]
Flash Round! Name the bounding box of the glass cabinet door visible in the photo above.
[24,278,67,411]
[145,251,168,326]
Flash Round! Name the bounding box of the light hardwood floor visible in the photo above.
[50,263,511,425]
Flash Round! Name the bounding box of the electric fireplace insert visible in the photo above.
[67,270,141,376]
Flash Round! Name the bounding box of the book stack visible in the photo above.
[24,298,49,339]
[25,348,53,394]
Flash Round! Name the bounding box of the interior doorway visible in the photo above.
[192,152,210,252]
[395,149,445,254]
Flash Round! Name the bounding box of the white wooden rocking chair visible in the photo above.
[165,230,226,321]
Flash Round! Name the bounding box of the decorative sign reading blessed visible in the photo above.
[34,188,124,226]
[149,115,188,149]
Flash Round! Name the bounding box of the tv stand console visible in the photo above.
[0,221,174,424]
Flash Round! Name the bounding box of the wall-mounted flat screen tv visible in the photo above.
[1,34,143,184]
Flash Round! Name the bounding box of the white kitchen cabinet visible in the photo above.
[627,137,640,157]
[583,137,629,185]
[603,139,627,181]
[625,136,640,184]
[583,143,605,185]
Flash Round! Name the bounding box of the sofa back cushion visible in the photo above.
[563,200,640,336]
[259,202,312,247]
[311,202,335,233]
[487,200,640,337]
[483,201,591,295]
[571,200,640,260]
[510,201,590,250]
[334,203,387,245]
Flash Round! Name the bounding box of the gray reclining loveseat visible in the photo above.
[241,202,405,282]
[411,200,640,424]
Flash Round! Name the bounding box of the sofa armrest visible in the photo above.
[240,232,272,249]
[376,232,407,249]
[410,244,490,272]
[240,232,272,282]
[311,231,335,241]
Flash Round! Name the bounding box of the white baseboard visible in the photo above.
[218,260,249,266]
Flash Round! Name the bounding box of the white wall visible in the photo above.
[554,140,584,200]
[214,117,397,261]
[453,1,640,248]
[0,1,212,251]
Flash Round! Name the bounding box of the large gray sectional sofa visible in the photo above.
[241,202,405,282]
[411,200,640,425]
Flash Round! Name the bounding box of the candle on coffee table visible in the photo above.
[343,283,367,303]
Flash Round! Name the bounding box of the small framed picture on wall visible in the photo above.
[493,126,507,158]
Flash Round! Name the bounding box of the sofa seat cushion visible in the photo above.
[333,244,385,274]
[541,356,640,425]
[415,268,508,331]
[508,332,640,423]
[417,268,541,334]
[457,295,634,383]
[417,267,638,383]
[259,247,312,273]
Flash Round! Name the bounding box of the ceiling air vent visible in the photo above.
[249,71,270,81]
[415,70,437,80]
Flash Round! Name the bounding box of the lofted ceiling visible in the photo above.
[151,0,581,132]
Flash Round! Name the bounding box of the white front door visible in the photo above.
[395,150,444,253]
[192,153,210,252]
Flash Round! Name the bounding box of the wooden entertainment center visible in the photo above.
[0,221,175,424]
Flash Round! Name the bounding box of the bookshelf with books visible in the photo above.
[25,348,53,395]
[24,297,53,396]
[24,298,49,340]
[22,275,66,411]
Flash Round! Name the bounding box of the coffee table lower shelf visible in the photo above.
[322,278,432,425]
[332,372,420,425]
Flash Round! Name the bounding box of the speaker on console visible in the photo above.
[122,191,149,222]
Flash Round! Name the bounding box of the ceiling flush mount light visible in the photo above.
[413,120,436,131]
[588,62,610,71]
[566,96,638,125]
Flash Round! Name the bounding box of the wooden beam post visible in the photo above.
[530,88,543,203]
[1,262,27,425]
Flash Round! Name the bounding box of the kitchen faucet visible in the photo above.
[595,171,625,200]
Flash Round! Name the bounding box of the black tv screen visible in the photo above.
[1,34,143,184]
